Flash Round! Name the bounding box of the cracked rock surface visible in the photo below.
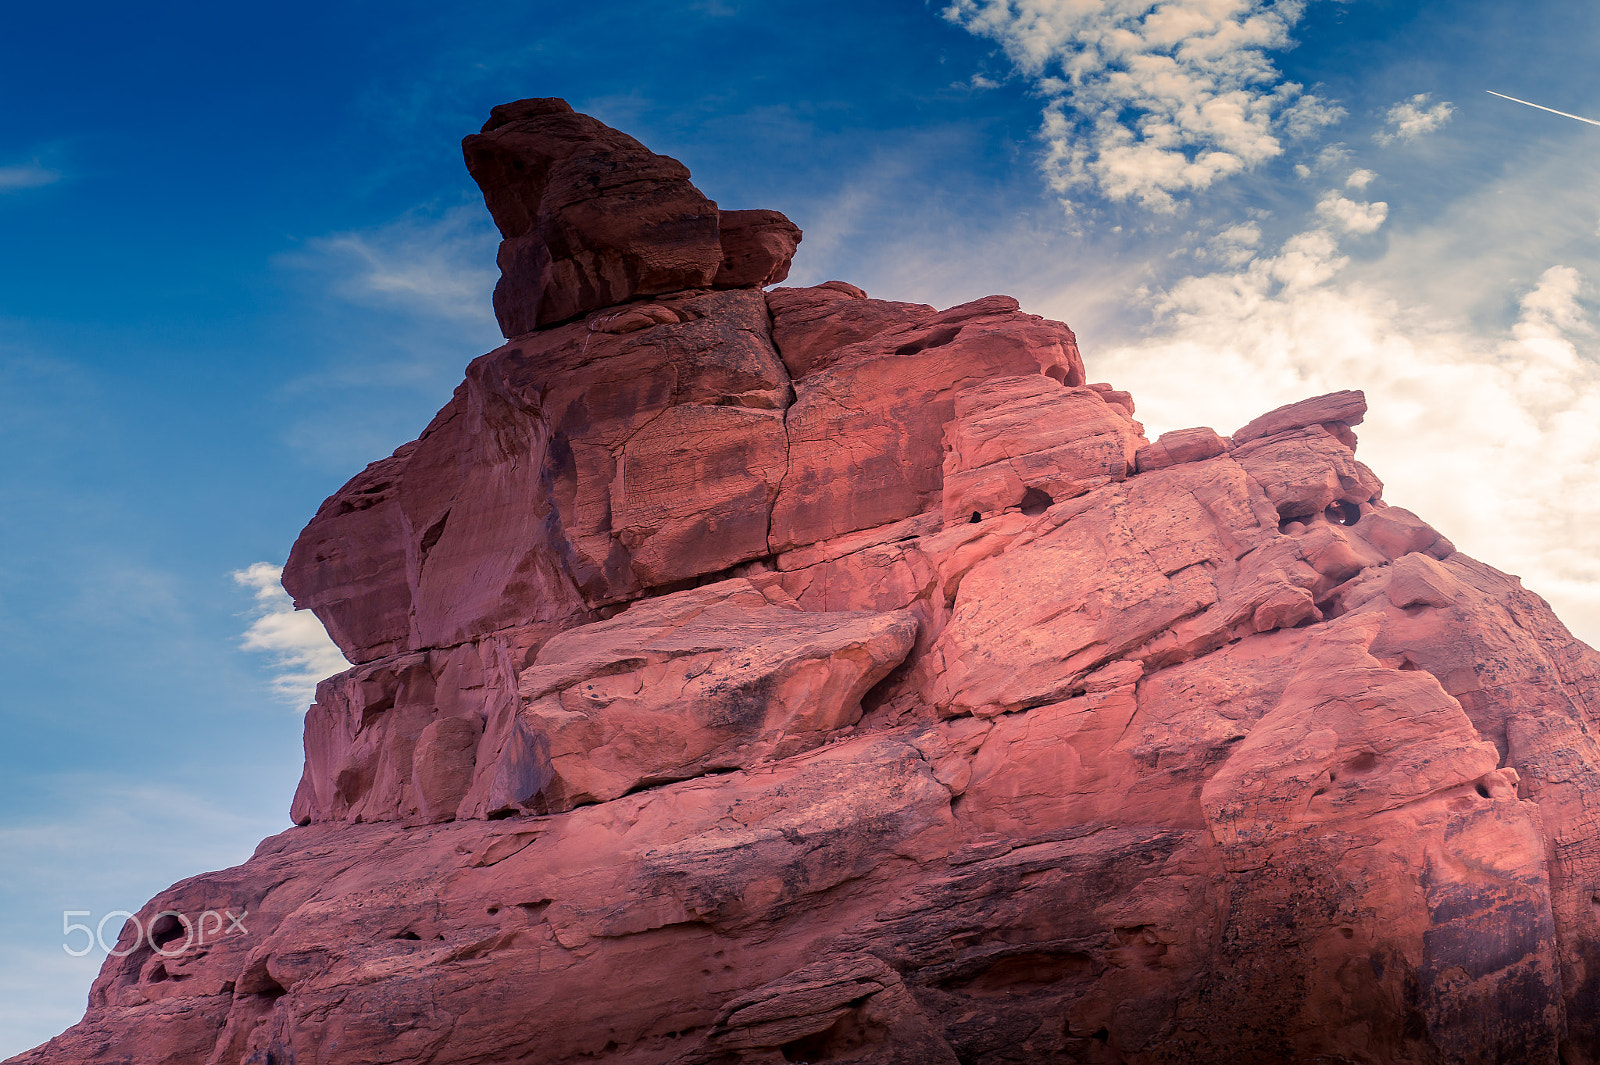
[14,99,1600,1065]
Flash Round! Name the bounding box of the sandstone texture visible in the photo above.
[16,104,1600,1065]
[463,98,801,335]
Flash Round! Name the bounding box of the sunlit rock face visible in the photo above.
[15,100,1600,1065]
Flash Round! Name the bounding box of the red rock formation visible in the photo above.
[464,98,802,335]
[14,103,1600,1065]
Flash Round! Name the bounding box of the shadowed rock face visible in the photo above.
[463,97,802,335]
[15,104,1600,1065]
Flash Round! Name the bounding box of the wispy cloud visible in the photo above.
[944,0,1342,211]
[282,206,500,327]
[271,205,509,471]
[232,562,346,707]
[1374,93,1455,145]
[0,161,59,192]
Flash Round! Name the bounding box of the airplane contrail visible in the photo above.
[1487,90,1600,128]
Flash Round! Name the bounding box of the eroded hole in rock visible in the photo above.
[1325,500,1361,527]
[148,913,187,949]
[1019,486,1054,516]
[780,998,878,1061]
[486,807,519,821]
[393,930,422,941]
[147,963,169,983]
[1278,511,1315,534]
[1044,365,1067,384]
[1343,752,1379,776]
[969,511,982,524]
[1476,781,1492,799]
[893,324,961,358]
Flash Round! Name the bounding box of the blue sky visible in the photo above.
[2,0,1598,1053]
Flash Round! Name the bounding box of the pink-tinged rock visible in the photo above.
[714,208,802,288]
[290,624,544,825]
[918,455,1281,716]
[1135,426,1228,472]
[940,375,1142,525]
[1086,381,1137,418]
[458,578,917,815]
[1230,423,1382,520]
[463,98,801,335]
[1196,613,1562,1063]
[1201,614,1502,844]
[283,370,592,664]
[706,953,958,1062]
[1360,502,1456,560]
[766,281,936,379]
[284,290,790,663]
[607,401,787,587]
[1231,387,1366,445]
[769,298,1087,553]
[951,660,1144,835]
[12,736,957,1065]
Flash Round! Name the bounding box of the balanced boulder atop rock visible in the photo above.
[463,97,802,335]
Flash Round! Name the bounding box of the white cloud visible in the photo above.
[1316,191,1388,234]
[232,563,346,707]
[1205,220,1262,265]
[1375,93,1455,145]
[0,161,58,192]
[1091,217,1600,645]
[284,206,499,326]
[1345,168,1376,189]
[945,0,1343,210]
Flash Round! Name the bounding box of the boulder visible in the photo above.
[939,375,1142,525]
[463,97,801,335]
[479,578,918,814]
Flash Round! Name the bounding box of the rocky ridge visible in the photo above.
[12,99,1600,1065]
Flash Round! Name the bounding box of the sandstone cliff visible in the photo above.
[12,100,1600,1065]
